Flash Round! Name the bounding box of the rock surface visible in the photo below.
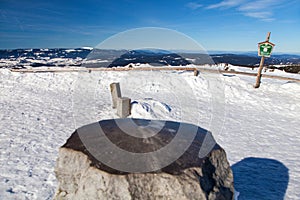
[54,118,234,200]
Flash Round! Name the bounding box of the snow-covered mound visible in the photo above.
[0,68,299,199]
[131,99,174,120]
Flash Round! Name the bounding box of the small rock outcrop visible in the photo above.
[54,118,234,200]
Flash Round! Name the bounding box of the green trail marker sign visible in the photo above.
[254,32,275,88]
[258,41,275,57]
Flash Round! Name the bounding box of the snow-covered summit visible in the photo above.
[0,68,299,199]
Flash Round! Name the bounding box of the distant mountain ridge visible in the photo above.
[0,48,300,69]
[0,48,91,60]
[210,53,300,66]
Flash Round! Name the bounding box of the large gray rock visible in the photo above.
[54,119,234,200]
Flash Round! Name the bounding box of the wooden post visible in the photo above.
[110,83,121,108]
[194,69,199,76]
[254,32,271,88]
[254,56,265,88]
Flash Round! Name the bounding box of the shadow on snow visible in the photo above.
[232,157,289,200]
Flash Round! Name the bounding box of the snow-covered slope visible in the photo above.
[0,68,299,199]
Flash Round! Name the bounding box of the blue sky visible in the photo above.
[0,0,299,53]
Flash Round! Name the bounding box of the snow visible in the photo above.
[83,59,109,64]
[0,67,300,199]
[64,49,76,53]
[81,47,93,50]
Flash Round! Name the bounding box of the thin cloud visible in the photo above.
[206,0,287,21]
[238,0,283,11]
[206,0,246,9]
[244,11,274,21]
[186,2,203,10]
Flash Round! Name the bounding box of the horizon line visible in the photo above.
[0,47,299,55]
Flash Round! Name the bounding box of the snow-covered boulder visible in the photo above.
[54,119,234,200]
